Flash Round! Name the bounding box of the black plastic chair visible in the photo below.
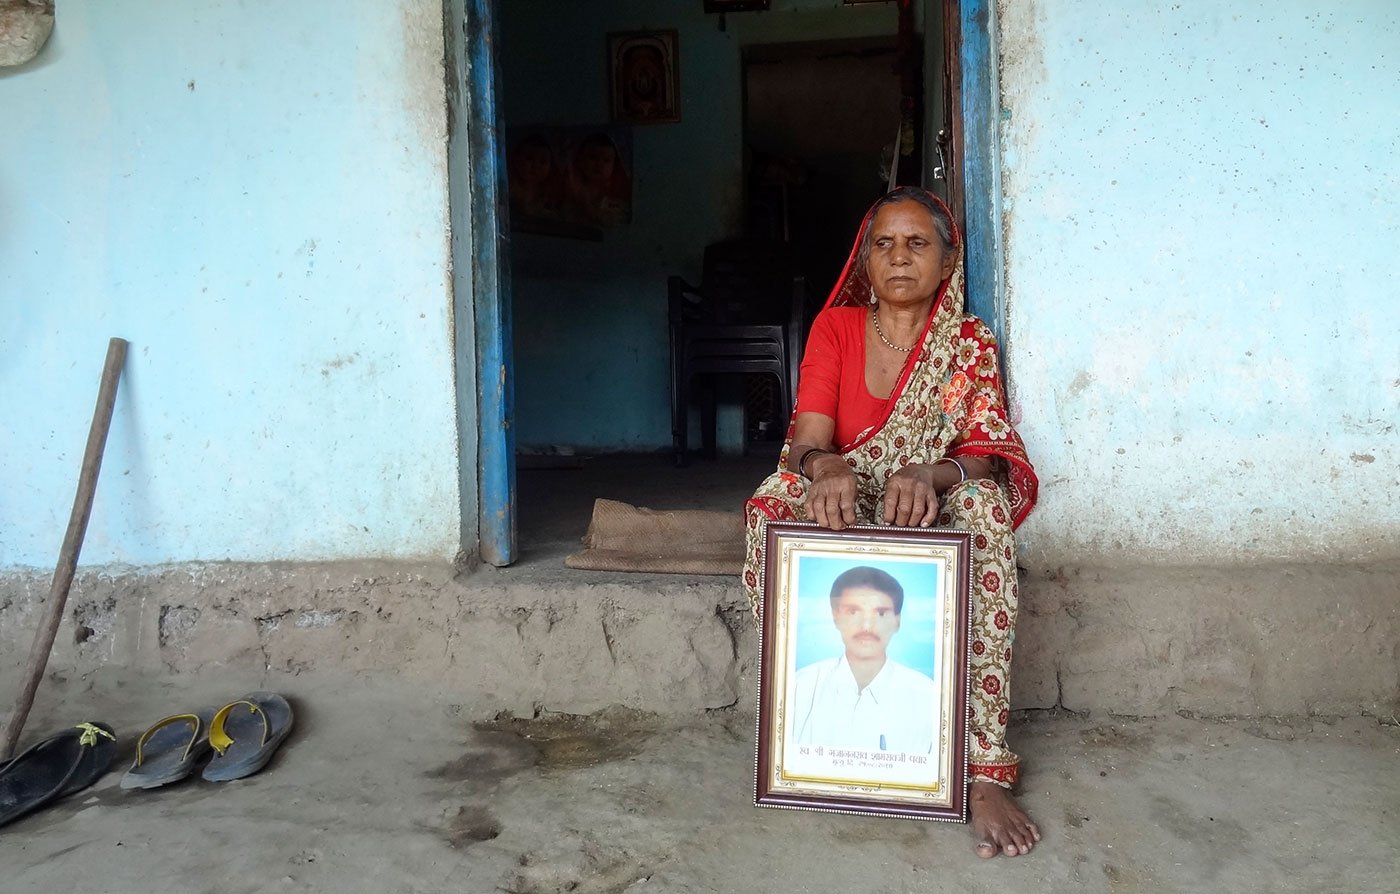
[669,239,807,467]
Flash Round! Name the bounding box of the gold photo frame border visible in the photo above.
[754,521,971,823]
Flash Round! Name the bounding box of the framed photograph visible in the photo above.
[507,125,633,240]
[608,31,680,125]
[754,522,971,822]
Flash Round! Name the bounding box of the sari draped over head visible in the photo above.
[774,190,1038,527]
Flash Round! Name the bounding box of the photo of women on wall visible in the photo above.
[506,126,632,239]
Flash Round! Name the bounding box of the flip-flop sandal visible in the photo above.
[0,721,117,829]
[120,709,217,790]
[201,692,294,782]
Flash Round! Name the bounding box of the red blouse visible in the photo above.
[794,306,891,448]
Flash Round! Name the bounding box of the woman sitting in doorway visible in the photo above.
[741,186,1041,858]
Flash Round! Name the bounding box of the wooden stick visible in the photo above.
[1,337,128,760]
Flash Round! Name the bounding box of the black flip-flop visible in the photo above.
[120,709,217,790]
[0,722,117,829]
[202,692,294,782]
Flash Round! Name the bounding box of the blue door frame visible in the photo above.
[465,0,515,567]
[957,0,1006,347]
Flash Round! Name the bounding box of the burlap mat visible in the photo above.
[565,498,745,575]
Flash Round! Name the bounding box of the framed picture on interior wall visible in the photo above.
[754,522,971,822]
[608,30,680,125]
[506,125,633,239]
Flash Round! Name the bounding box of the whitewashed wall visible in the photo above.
[0,1,462,568]
[998,1,1399,567]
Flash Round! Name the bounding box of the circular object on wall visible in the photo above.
[0,0,55,68]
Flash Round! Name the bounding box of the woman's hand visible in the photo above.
[805,454,859,531]
[881,456,994,526]
[882,464,941,527]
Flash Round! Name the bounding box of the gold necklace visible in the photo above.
[871,308,914,353]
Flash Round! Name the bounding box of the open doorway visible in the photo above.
[488,2,960,570]
[738,36,922,455]
[743,37,916,302]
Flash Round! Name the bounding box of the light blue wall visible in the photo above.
[0,1,463,568]
[997,1,1400,565]
[502,0,907,452]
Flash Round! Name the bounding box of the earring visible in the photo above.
[869,286,877,305]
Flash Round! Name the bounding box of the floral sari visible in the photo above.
[741,189,1039,787]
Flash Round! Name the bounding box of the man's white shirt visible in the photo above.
[790,654,938,754]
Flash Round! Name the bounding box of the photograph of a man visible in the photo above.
[790,565,938,754]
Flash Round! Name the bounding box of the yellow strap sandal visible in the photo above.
[120,710,216,790]
[202,692,295,782]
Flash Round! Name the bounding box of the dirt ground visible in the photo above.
[0,671,1395,894]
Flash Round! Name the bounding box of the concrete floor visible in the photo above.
[3,454,1396,892]
[1,673,1396,894]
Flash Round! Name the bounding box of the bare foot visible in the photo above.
[970,781,1041,858]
